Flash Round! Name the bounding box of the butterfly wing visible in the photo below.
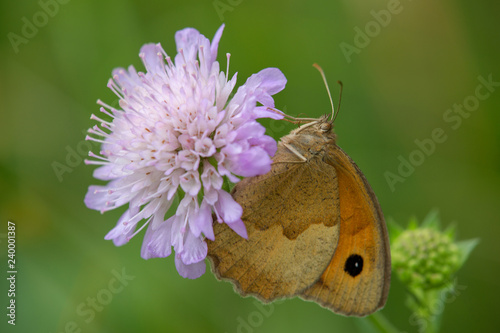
[206,142,341,302]
[299,145,391,316]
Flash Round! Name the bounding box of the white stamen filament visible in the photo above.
[91,114,112,126]
[108,78,124,98]
[88,126,110,138]
[85,135,106,144]
[88,151,108,161]
[226,53,231,81]
[84,159,110,166]
[127,215,153,241]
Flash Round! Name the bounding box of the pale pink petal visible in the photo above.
[252,106,285,120]
[234,121,266,141]
[176,150,200,170]
[201,163,223,190]
[141,216,173,259]
[195,137,216,157]
[93,164,129,180]
[111,66,141,93]
[180,232,208,265]
[204,188,218,205]
[190,200,215,240]
[217,164,240,183]
[254,67,287,96]
[84,185,109,211]
[175,255,206,279]
[179,171,201,196]
[171,215,185,254]
[210,24,225,63]
[214,190,242,223]
[85,184,135,212]
[229,147,272,177]
[104,208,139,246]
[139,44,166,76]
[226,219,248,239]
[249,135,278,157]
[175,28,200,64]
[141,222,156,259]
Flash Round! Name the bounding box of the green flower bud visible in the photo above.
[388,211,479,333]
[392,227,460,290]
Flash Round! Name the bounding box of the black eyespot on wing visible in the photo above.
[344,254,363,277]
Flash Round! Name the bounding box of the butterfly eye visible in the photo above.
[320,122,331,132]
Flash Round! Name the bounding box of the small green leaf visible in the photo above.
[456,238,480,267]
[422,209,440,228]
[443,223,456,239]
[387,217,404,243]
[408,216,419,229]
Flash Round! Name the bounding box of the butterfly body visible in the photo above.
[207,115,390,316]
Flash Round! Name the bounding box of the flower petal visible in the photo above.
[204,188,218,205]
[180,232,208,265]
[214,190,243,223]
[195,137,216,157]
[141,216,173,259]
[254,67,287,96]
[230,146,272,177]
[234,121,266,141]
[175,255,206,279]
[201,163,223,190]
[252,106,285,120]
[104,208,139,246]
[175,28,200,64]
[139,43,166,76]
[179,171,201,196]
[217,164,240,183]
[226,219,248,239]
[111,66,141,93]
[93,165,128,181]
[210,24,225,63]
[190,200,215,240]
[84,185,109,211]
[177,150,200,170]
[249,134,278,157]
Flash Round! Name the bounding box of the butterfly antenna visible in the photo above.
[332,80,343,123]
[313,63,335,121]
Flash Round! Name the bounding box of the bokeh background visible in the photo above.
[1,0,499,332]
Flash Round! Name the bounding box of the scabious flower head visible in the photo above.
[390,212,478,331]
[392,227,460,290]
[84,25,286,279]
[391,211,478,291]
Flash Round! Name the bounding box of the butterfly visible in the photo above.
[206,65,390,316]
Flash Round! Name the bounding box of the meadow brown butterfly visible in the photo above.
[206,65,391,316]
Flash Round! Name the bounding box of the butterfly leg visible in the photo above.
[282,143,307,162]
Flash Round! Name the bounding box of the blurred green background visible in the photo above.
[1,0,499,332]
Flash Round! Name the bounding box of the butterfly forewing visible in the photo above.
[207,141,341,301]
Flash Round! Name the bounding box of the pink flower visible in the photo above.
[84,25,286,279]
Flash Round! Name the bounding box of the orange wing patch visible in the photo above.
[299,146,390,316]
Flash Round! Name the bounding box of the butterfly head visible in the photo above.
[319,115,334,133]
[287,115,337,149]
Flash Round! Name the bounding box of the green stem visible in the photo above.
[366,312,400,333]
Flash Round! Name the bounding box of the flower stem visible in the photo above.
[366,312,400,333]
